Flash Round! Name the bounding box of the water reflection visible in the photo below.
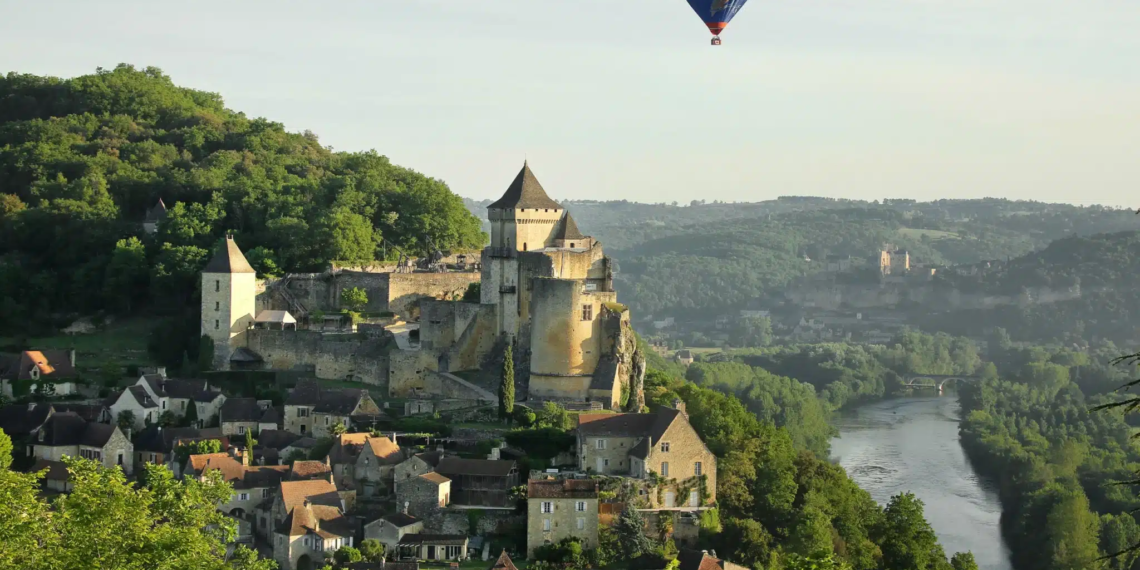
[830,394,1012,570]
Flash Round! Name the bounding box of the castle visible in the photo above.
[201,162,640,410]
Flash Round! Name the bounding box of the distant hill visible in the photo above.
[919,230,1140,344]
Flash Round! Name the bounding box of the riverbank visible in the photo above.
[831,394,1013,570]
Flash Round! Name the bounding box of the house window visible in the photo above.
[694,462,702,476]
[215,301,220,311]
[238,426,245,435]
[262,488,271,498]
[595,439,606,450]
[162,400,167,410]
[660,442,670,452]
[582,304,593,321]
[239,492,249,501]
[577,517,585,530]
[661,462,669,477]
[576,501,586,512]
[689,490,699,506]
[181,401,186,410]
[215,280,220,292]
[316,538,324,551]
[300,425,307,434]
[541,502,553,514]
[325,416,330,426]
[543,519,551,531]
[298,408,310,417]
[570,243,576,248]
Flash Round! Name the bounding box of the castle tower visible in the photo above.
[201,235,257,370]
[482,162,564,339]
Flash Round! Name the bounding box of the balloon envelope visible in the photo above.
[685,0,750,36]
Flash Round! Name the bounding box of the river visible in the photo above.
[830,393,1013,570]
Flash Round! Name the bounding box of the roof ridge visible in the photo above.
[487,162,563,211]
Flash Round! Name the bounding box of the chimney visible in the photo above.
[327,471,334,485]
[156,367,167,378]
[241,449,251,467]
[391,432,398,445]
[27,403,36,412]
[488,447,500,460]
[672,398,687,417]
[68,349,76,367]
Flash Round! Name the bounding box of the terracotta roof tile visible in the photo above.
[489,550,518,570]
[290,460,332,480]
[419,472,450,485]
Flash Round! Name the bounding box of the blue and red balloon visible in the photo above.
[685,0,750,43]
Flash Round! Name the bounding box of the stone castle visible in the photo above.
[201,162,641,410]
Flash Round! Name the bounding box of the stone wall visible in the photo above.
[386,272,480,319]
[388,350,439,397]
[420,301,499,373]
[246,330,391,388]
[527,496,599,556]
[423,507,524,536]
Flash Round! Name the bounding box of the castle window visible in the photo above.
[660,442,670,453]
[215,280,220,292]
[215,320,219,330]
[215,302,220,311]
[523,242,528,251]
[582,305,593,321]
[570,243,575,248]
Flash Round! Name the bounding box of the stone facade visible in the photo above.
[397,472,451,518]
[364,513,424,551]
[32,416,134,475]
[526,479,599,557]
[201,236,258,370]
[247,329,390,388]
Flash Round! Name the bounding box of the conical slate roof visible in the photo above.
[488,162,563,210]
[553,213,585,240]
[203,236,256,274]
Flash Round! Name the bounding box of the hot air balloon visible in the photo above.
[686,0,750,45]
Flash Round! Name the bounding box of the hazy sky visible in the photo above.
[3,0,1138,206]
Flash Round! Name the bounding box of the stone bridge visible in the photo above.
[904,374,980,390]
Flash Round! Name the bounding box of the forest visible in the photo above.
[0,65,485,335]
[958,341,1140,570]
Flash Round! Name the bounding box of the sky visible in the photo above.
[2,0,1138,207]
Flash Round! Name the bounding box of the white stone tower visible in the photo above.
[200,235,257,370]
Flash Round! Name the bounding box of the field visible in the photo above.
[0,317,157,375]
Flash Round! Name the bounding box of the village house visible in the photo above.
[220,398,281,436]
[325,432,401,493]
[0,350,78,397]
[394,449,444,491]
[270,479,356,570]
[576,402,716,509]
[526,479,600,556]
[674,350,694,366]
[0,403,55,455]
[52,403,111,423]
[30,458,74,492]
[435,458,519,508]
[187,450,290,541]
[396,534,468,562]
[284,380,382,437]
[31,412,134,474]
[363,512,424,552]
[396,471,451,518]
[134,373,216,420]
[289,459,333,481]
[106,386,160,430]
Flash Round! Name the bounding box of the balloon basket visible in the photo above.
[711,36,722,45]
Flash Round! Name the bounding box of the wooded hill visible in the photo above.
[0,65,485,333]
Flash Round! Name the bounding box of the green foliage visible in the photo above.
[511,405,536,428]
[283,449,308,465]
[308,436,335,461]
[116,410,135,431]
[339,287,368,312]
[244,430,256,451]
[499,344,515,422]
[0,428,11,470]
[197,335,215,372]
[173,438,222,466]
[504,428,575,463]
[359,538,385,563]
[0,456,272,570]
[874,493,948,570]
[614,505,654,559]
[330,421,347,436]
[531,401,571,431]
[157,410,177,427]
[182,397,199,427]
[462,281,481,302]
[0,65,486,333]
[333,545,363,566]
[949,552,979,570]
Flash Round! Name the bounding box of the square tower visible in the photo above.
[201,235,258,370]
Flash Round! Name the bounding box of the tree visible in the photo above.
[462,282,481,302]
[116,410,136,431]
[0,428,12,470]
[340,287,369,312]
[875,493,948,570]
[950,552,979,570]
[334,545,363,566]
[319,208,377,265]
[197,335,215,372]
[614,505,654,559]
[103,236,149,313]
[330,422,347,436]
[244,430,257,451]
[284,449,308,465]
[158,411,177,427]
[359,538,385,563]
[182,398,199,427]
[499,343,515,422]
[0,456,274,570]
[244,246,281,278]
[535,401,572,431]
[174,439,223,466]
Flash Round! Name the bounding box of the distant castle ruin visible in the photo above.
[200,162,640,410]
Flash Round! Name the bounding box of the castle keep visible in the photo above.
[202,162,640,410]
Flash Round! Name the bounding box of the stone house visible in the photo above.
[220,398,281,436]
[135,373,215,420]
[363,512,424,551]
[0,350,78,397]
[397,472,451,518]
[526,479,599,556]
[107,386,161,430]
[576,402,716,509]
[30,459,74,492]
[284,380,383,437]
[394,450,444,492]
[193,391,227,427]
[396,534,468,561]
[354,434,403,496]
[435,458,519,507]
[31,412,134,474]
[187,451,290,541]
[271,479,355,570]
[675,350,694,366]
[51,403,111,424]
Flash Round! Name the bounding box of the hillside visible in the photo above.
[920,230,1140,344]
[0,65,485,334]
